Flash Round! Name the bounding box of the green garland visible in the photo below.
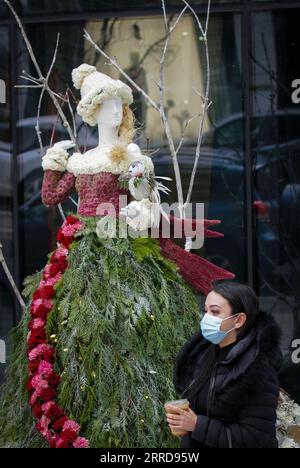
[0,216,200,448]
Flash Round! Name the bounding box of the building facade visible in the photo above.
[0,0,299,402]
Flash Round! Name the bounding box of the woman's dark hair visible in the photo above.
[210,280,259,339]
[183,281,259,405]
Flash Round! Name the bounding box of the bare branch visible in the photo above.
[4,0,76,144]
[0,242,26,312]
[15,85,42,88]
[176,111,202,155]
[66,89,78,140]
[36,86,46,153]
[84,21,184,213]
[204,0,212,35]
[184,1,211,207]
[183,0,205,38]
[83,29,159,113]
[169,5,188,33]
[19,75,41,85]
[45,32,60,82]
[4,0,43,76]
[161,0,169,31]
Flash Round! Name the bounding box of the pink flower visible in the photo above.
[39,274,62,289]
[29,318,45,331]
[56,438,73,448]
[30,299,53,319]
[31,374,47,390]
[28,344,55,362]
[40,415,51,430]
[61,419,80,442]
[53,246,68,260]
[29,391,39,406]
[42,401,63,420]
[32,401,43,419]
[52,416,68,432]
[62,420,80,434]
[48,434,59,449]
[37,386,57,402]
[61,225,77,237]
[38,360,54,379]
[65,215,80,225]
[36,415,53,441]
[73,437,90,449]
[43,264,53,280]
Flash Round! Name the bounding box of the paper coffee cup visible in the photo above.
[164,399,190,436]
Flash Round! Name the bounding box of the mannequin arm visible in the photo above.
[42,170,76,207]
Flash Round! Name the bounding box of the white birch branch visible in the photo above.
[183,0,212,206]
[0,242,26,312]
[83,2,189,216]
[4,0,76,145]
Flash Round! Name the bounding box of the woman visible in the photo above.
[166,281,283,448]
[0,64,234,448]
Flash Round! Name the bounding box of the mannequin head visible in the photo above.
[95,97,135,145]
[96,97,123,128]
[72,64,133,130]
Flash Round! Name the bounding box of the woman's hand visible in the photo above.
[166,405,198,433]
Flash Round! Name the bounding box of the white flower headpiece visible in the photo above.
[71,63,133,126]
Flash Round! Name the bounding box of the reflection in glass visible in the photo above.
[16,13,246,298]
[0,27,14,384]
[252,11,300,403]
[18,0,242,15]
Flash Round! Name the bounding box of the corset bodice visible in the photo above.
[75,172,129,217]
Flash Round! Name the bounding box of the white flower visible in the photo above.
[71,63,96,90]
[280,437,300,449]
[120,198,158,232]
[66,143,153,176]
[276,391,300,448]
[77,81,133,126]
[42,147,70,172]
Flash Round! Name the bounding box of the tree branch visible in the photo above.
[0,242,26,312]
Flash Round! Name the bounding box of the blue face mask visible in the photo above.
[200,313,240,345]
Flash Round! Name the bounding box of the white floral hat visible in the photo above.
[71,63,133,126]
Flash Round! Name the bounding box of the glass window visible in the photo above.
[0,3,7,17]
[16,12,246,288]
[252,10,300,403]
[17,1,242,16]
[0,26,14,384]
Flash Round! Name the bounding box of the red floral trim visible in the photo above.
[27,215,89,449]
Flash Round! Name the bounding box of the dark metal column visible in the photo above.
[9,20,21,324]
[241,0,256,289]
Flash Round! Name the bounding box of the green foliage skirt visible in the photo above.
[0,216,200,448]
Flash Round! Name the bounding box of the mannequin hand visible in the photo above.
[166,406,198,433]
[42,142,75,172]
[52,140,76,151]
[120,204,139,220]
[120,200,153,231]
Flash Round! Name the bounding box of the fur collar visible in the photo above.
[66,143,154,176]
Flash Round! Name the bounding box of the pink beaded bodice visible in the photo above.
[42,170,129,217]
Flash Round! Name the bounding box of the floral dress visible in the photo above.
[0,144,234,448]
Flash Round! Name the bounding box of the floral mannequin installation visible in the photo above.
[0,64,234,448]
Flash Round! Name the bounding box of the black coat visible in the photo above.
[173,312,283,449]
